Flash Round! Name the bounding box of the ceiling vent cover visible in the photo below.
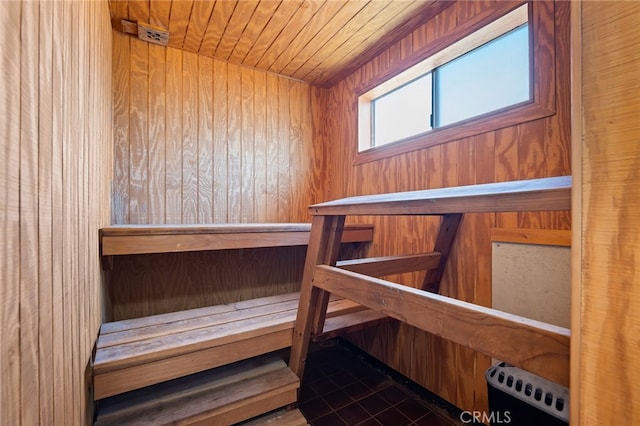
[137,22,169,46]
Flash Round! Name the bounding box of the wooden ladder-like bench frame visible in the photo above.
[93,222,378,401]
[289,176,572,388]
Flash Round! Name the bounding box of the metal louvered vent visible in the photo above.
[486,362,569,423]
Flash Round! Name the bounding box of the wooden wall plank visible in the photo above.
[198,55,214,223]
[20,3,41,423]
[165,47,183,223]
[1,1,112,423]
[1,2,22,424]
[213,59,229,223]
[227,62,243,223]
[181,51,199,223]
[128,38,149,223]
[148,44,167,223]
[241,67,256,222]
[51,3,66,424]
[254,70,268,221]
[38,2,54,423]
[574,2,640,424]
[277,78,291,222]
[265,73,280,222]
[111,32,130,224]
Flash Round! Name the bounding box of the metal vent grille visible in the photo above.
[486,362,569,422]
[137,22,169,46]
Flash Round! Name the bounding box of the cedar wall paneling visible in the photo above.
[571,2,640,423]
[0,1,112,425]
[321,1,571,412]
[109,35,326,319]
[111,34,323,224]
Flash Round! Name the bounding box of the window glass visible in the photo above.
[373,74,433,146]
[434,25,530,128]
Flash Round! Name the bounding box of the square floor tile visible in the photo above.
[336,402,371,424]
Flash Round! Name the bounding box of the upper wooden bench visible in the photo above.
[289,176,573,388]
[99,223,374,268]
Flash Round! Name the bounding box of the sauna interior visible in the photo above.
[1,1,638,425]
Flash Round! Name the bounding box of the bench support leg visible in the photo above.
[290,215,345,380]
[422,213,463,293]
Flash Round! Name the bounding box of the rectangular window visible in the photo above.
[356,2,555,162]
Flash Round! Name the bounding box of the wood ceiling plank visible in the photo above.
[242,1,304,68]
[305,1,425,84]
[215,1,261,62]
[182,1,216,53]
[321,0,450,88]
[226,1,282,65]
[167,0,194,49]
[198,1,237,57]
[266,0,348,74]
[109,1,129,21]
[127,0,150,24]
[149,1,171,29]
[255,0,326,71]
[198,1,238,58]
[278,0,370,78]
[289,0,392,81]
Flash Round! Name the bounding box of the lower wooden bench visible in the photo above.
[93,292,387,400]
[94,355,303,426]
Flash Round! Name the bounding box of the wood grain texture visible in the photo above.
[109,0,438,87]
[491,228,571,247]
[322,0,572,413]
[94,356,299,425]
[0,1,112,424]
[573,2,640,424]
[112,41,321,224]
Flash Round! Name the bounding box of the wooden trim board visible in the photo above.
[100,223,374,256]
[491,228,571,247]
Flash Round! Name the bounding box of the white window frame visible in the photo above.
[355,1,556,165]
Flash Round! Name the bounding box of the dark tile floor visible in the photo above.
[298,340,463,426]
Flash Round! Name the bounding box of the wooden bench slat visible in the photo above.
[94,294,369,373]
[95,310,299,373]
[97,298,302,349]
[95,355,299,426]
[99,292,301,335]
[94,331,294,400]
